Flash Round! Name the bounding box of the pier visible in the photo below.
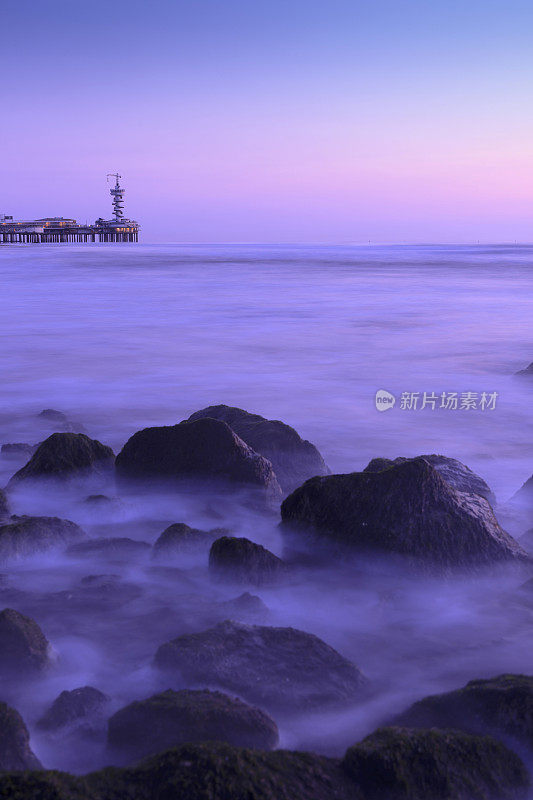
[0,174,139,244]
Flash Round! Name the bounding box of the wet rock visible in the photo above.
[115,418,281,500]
[0,515,85,563]
[0,702,42,770]
[37,686,110,734]
[66,537,150,560]
[281,458,527,572]
[38,409,68,422]
[154,619,367,712]
[107,689,279,763]
[0,608,52,676]
[8,433,114,485]
[37,409,87,434]
[187,405,329,493]
[342,726,528,800]
[394,674,533,753]
[152,522,222,558]
[516,362,533,377]
[0,741,356,800]
[509,475,533,528]
[216,592,269,622]
[1,443,38,457]
[209,536,286,586]
[83,494,114,505]
[0,491,9,522]
[363,454,496,505]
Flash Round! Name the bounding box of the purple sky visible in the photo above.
[2,0,533,242]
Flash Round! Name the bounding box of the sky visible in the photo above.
[1,0,533,243]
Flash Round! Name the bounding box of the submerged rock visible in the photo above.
[363,453,496,505]
[516,362,533,377]
[187,405,329,493]
[281,458,527,571]
[37,409,87,434]
[37,686,110,734]
[216,592,269,622]
[0,608,52,676]
[154,619,367,712]
[0,515,85,563]
[66,537,150,560]
[0,443,38,457]
[107,689,279,762]
[394,674,533,753]
[342,726,528,800]
[8,433,114,484]
[152,522,222,558]
[209,536,286,586]
[115,418,281,500]
[0,702,42,771]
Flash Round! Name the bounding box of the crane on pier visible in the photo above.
[107,173,125,221]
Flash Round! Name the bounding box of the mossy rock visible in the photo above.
[9,433,114,484]
[209,536,286,586]
[342,726,529,800]
[0,515,85,563]
[37,686,110,732]
[107,689,279,762]
[0,702,42,771]
[152,523,221,558]
[0,608,52,675]
[395,674,533,752]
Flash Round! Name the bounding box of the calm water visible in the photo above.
[0,242,532,774]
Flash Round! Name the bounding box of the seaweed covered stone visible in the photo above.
[154,619,366,712]
[37,686,110,733]
[107,689,279,762]
[115,418,281,500]
[0,515,85,563]
[209,536,286,586]
[0,702,42,771]
[342,726,528,800]
[8,433,114,485]
[281,458,527,571]
[0,608,52,676]
[394,674,533,752]
[187,405,329,493]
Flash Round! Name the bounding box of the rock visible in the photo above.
[8,433,114,485]
[516,362,533,377]
[209,537,286,586]
[38,409,68,422]
[0,741,356,800]
[281,458,527,571]
[37,409,87,434]
[66,537,150,560]
[187,405,329,493]
[518,528,533,554]
[0,702,42,770]
[342,726,528,800]
[1,443,38,457]
[0,608,52,676]
[364,454,496,505]
[509,475,533,525]
[154,619,367,712]
[394,674,533,753]
[0,491,9,521]
[152,523,223,558]
[115,418,281,500]
[0,515,85,563]
[83,494,114,505]
[107,689,279,762]
[37,686,110,733]
[216,592,269,622]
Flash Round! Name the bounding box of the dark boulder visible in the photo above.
[394,674,533,753]
[0,515,85,563]
[154,619,367,712]
[187,405,329,493]
[216,592,269,622]
[37,686,110,734]
[281,458,527,571]
[0,702,42,771]
[8,433,114,485]
[115,418,281,500]
[107,689,279,762]
[152,523,222,558]
[37,409,87,434]
[209,536,286,586]
[66,537,150,560]
[342,726,528,800]
[0,491,9,522]
[516,362,533,377]
[0,608,52,675]
[363,454,496,505]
